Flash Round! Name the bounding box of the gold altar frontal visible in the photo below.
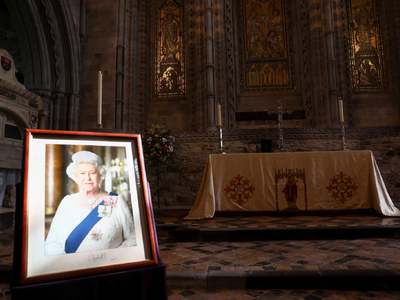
[184,150,400,219]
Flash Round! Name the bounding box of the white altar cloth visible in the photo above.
[184,150,400,219]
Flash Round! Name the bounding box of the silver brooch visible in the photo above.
[97,205,112,218]
[91,229,102,241]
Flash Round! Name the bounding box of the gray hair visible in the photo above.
[66,151,107,184]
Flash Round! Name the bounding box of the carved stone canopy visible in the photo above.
[0,49,24,90]
[0,49,48,169]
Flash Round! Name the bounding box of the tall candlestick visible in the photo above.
[97,71,103,125]
[338,97,344,123]
[217,103,222,126]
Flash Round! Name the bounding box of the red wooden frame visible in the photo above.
[14,129,160,285]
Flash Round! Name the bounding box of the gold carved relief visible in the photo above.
[239,0,295,93]
[349,0,385,90]
[155,0,185,96]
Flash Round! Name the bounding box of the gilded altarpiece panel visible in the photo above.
[348,0,385,91]
[238,0,295,94]
[155,0,186,96]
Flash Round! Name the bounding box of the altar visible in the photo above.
[184,150,400,219]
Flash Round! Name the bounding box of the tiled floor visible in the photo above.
[155,209,400,271]
[154,209,400,228]
[158,209,400,297]
[167,289,400,299]
[0,285,10,300]
[2,210,400,299]
[160,239,400,272]
[0,231,13,267]
[2,285,400,299]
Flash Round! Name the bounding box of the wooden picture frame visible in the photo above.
[13,129,160,285]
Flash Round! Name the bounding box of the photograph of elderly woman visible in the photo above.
[44,145,137,256]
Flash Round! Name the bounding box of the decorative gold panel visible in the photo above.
[155,0,185,96]
[349,0,385,91]
[238,0,295,93]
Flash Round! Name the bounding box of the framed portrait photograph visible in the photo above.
[14,129,161,285]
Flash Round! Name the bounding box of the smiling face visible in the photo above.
[75,162,101,193]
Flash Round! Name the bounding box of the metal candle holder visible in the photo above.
[277,113,285,152]
[217,126,226,154]
[267,100,292,152]
[339,121,347,151]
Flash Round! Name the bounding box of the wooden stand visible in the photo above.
[152,160,167,208]
[11,264,167,300]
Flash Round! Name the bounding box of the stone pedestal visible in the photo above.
[0,207,14,233]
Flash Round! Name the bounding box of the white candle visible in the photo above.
[338,98,344,123]
[217,103,222,126]
[97,71,103,125]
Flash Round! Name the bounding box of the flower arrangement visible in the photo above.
[142,124,175,163]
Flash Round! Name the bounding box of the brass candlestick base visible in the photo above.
[217,126,226,154]
[267,100,292,152]
[339,121,348,151]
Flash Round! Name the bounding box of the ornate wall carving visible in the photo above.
[125,0,138,132]
[348,0,386,91]
[308,1,326,127]
[135,0,151,133]
[237,0,296,94]
[155,0,186,96]
[299,0,314,127]
[40,0,65,90]
[3,0,81,130]
[188,0,206,131]
[338,0,354,126]
[224,0,237,130]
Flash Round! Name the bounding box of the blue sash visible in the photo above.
[65,192,118,253]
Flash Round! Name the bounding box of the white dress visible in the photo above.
[45,193,136,256]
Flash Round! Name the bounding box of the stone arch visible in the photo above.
[0,106,29,130]
[3,0,81,130]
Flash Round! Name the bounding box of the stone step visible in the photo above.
[0,209,14,233]
[2,263,400,290]
[154,209,400,242]
[166,269,400,291]
[157,224,400,242]
[159,237,400,290]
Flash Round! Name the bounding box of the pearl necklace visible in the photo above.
[81,189,102,210]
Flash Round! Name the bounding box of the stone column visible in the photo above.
[324,1,340,126]
[38,110,49,129]
[0,113,5,139]
[67,93,80,131]
[33,90,52,129]
[45,144,63,215]
[51,92,65,130]
[115,0,126,132]
[205,0,217,131]
[79,0,87,41]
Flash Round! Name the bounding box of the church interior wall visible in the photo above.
[351,93,399,127]
[80,0,120,130]
[1,0,82,131]
[155,128,400,207]
[146,98,194,132]
[1,0,400,208]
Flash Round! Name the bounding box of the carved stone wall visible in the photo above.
[3,0,400,208]
[0,49,45,170]
[79,0,119,130]
[123,0,400,207]
[1,0,81,131]
[81,0,400,134]
[146,127,400,207]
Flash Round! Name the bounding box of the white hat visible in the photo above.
[66,151,107,183]
[71,150,103,165]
